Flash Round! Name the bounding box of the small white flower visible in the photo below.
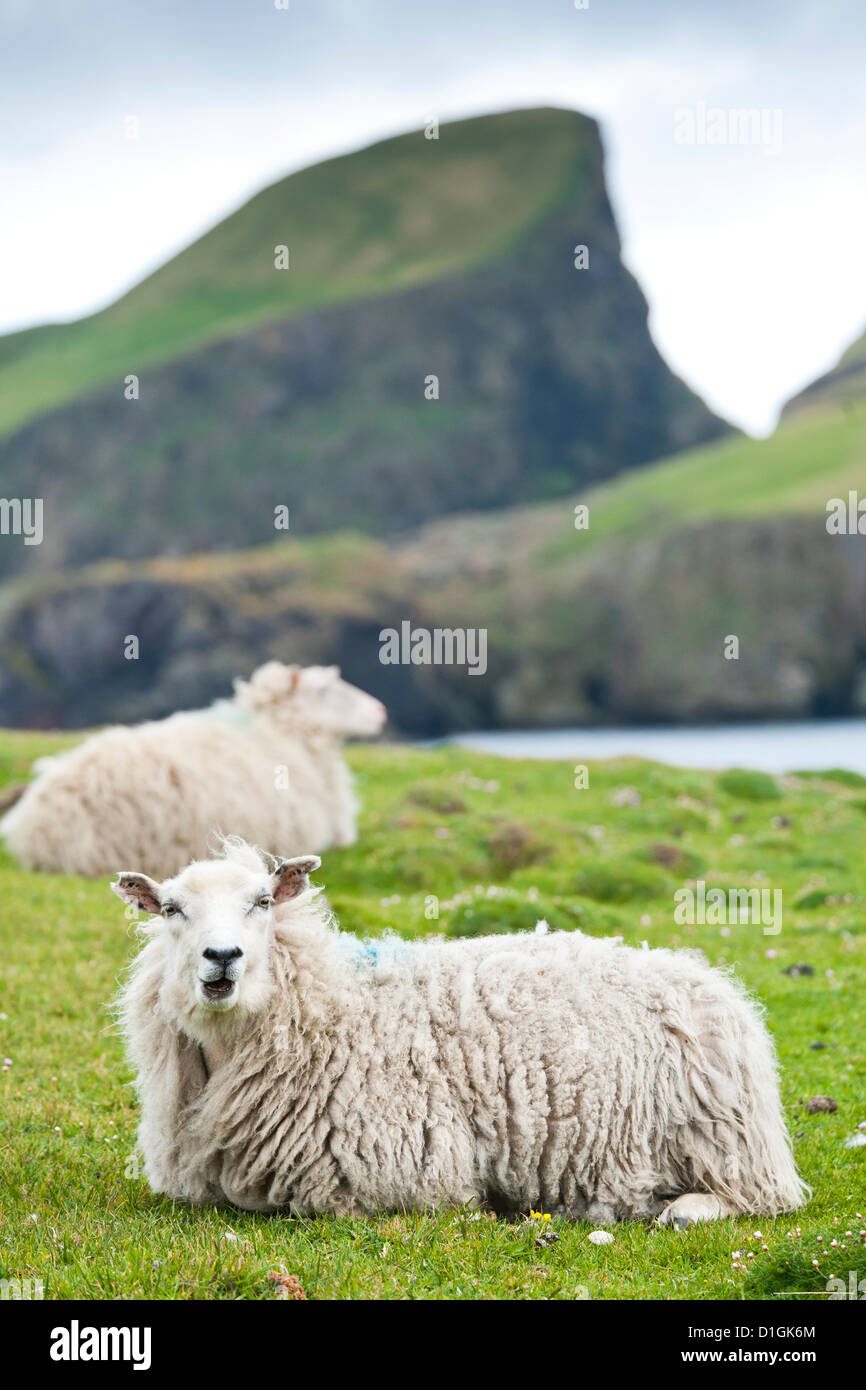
[588,1230,614,1246]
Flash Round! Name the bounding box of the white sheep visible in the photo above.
[2,664,386,879]
[113,838,808,1224]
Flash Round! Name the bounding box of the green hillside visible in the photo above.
[0,108,589,442]
[839,326,866,366]
[0,106,728,578]
[574,391,866,535]
[783,323,866,417]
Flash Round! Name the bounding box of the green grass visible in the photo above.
[0,108,591,443]
[0,733,864,1300]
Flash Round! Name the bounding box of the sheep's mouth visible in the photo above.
[201,977,236,1001]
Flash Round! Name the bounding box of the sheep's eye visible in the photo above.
[161,903,181,919]
[256,896,273,910]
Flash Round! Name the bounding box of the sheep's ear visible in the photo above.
[272,855,321,903]
[111,872,162,915]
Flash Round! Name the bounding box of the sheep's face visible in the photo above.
[113,851,319,1022]
[239,661,387,737]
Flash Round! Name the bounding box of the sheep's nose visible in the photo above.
[202,946,243,962]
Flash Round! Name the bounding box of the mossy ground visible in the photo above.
[0,733,863,1300]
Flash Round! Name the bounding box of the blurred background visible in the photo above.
[1,0,864,766]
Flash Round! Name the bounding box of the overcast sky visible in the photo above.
[1,0,863,433]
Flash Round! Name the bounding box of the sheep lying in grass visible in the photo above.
[113,838,807,1224]
[2,663,385,879]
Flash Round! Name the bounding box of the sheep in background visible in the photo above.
[113,838,807,1224]
[2,664,386,879]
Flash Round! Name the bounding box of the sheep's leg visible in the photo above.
[657,1193,735,1229]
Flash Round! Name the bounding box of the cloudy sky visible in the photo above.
[1,0,863,433]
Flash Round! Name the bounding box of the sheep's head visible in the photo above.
[112,841,320,1022]
[235,661,387,737]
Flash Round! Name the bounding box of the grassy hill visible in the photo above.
[0,394,862,731]
[0,734,863,1298]
[0,107,729,577]
[783,323,866,417]
[840,327,866,367]
[0,109,588,442]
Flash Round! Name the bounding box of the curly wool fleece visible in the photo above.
[118,847,806,1221]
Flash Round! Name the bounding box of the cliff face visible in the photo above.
[0,108,728,580]
[2,510,864,734]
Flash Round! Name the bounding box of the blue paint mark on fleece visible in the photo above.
[206,699,254,728]
[336,932,405,968]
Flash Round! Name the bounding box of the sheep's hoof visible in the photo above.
[657,1194,727,1228]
